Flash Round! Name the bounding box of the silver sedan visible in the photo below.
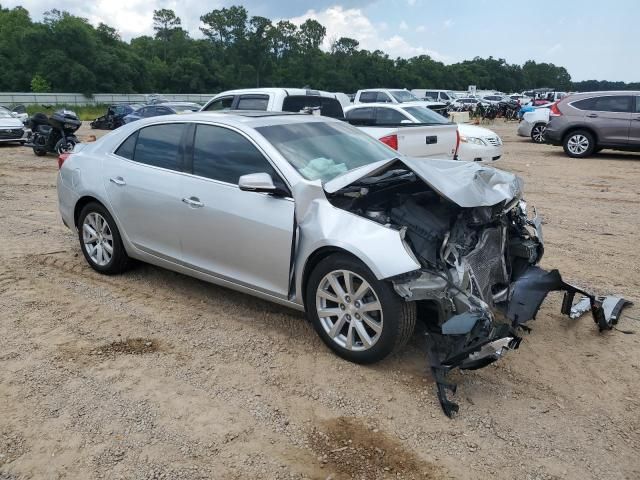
[57,112,623,415]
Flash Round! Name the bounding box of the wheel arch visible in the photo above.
[300,246,361,311]
[562,125,598,145]
[74,196,109,228]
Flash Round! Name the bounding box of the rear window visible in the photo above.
[390,91,419,103]
[375,108,409,125]
[402,106,449,124]
[282,95,344,119]
[358,92,379,103]
[345,107,374,126]
[237,95,269,110]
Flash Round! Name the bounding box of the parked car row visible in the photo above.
[90,102,201,130]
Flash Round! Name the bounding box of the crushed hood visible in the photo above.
[324,157,523,208]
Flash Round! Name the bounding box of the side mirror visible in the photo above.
[238,172,277,193]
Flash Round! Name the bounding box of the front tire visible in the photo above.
[55,138,76,155]
[305,253,416,364]
[78,202,130,274]
[563,130,595,158]
[530,123,546,143]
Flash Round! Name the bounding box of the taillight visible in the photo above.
[549,102,562,117]
[58,153,70,169]
[454,128,460,158]
[379,134,398,150]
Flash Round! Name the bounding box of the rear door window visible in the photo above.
[593,96,632,113]
[345,107,375,126]
[281,95,344,119]
[236,95,269,110]
[133,123,187,171]
[376,92,393,103]
[636,96,640,113]
[573,96,632,112]
[204,96,234,111]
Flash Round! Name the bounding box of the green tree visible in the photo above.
[30,74,51,92]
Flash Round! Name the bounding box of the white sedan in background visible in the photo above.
[457,123,503,163]
[0,108,28,144]
[517,108,550,143]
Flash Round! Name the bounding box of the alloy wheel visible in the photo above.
[532,125,546,143]
[82,212,114,266]
[567,134,590,155]
[316,270,383,351]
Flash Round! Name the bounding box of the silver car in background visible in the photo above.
[57,112,625,416]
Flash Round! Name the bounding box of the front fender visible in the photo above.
[293,198,421,305]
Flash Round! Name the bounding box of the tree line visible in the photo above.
[1,4,637,96]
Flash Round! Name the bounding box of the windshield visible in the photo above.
[256,121,396,182]
[390,90,419,103]
[402,106,449,124]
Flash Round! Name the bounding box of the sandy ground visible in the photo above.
[1,121,639,480]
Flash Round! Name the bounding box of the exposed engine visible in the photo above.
[328,164,543,318]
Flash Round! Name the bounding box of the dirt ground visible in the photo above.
[1,121,639,480]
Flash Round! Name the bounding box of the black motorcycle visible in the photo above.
[25,109,81,156]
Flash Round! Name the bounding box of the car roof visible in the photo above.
[213,88,336,98]
[130,111,337,128]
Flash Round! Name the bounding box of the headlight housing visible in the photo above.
[460,136,487,146]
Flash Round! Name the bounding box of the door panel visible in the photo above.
[104,156,184,260]
[179,123,294,297]
[583,95,632,145]
[180,179,294,297]
[103,123,187,261]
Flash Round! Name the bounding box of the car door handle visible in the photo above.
[109,176,126,186]
[586,113,598,118]
[182,196,204,208]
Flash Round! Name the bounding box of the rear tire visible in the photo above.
[77,202,130,275]
[305,253,416,364]
[563,130,595,158]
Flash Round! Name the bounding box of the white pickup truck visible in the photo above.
[200,88,345,119]
[344,103,459,159]
[353,88,448,114]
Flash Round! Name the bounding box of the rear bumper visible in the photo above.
[57,171,78,231]
[543,123,564,145]
[517,121,533,137]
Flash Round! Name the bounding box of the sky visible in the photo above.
[4,0,637,82]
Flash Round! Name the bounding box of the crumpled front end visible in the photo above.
[326,159,632,416]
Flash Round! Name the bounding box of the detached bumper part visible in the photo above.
[426,312,522,417]
[505,266,632,331]
[424,266,632,417]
